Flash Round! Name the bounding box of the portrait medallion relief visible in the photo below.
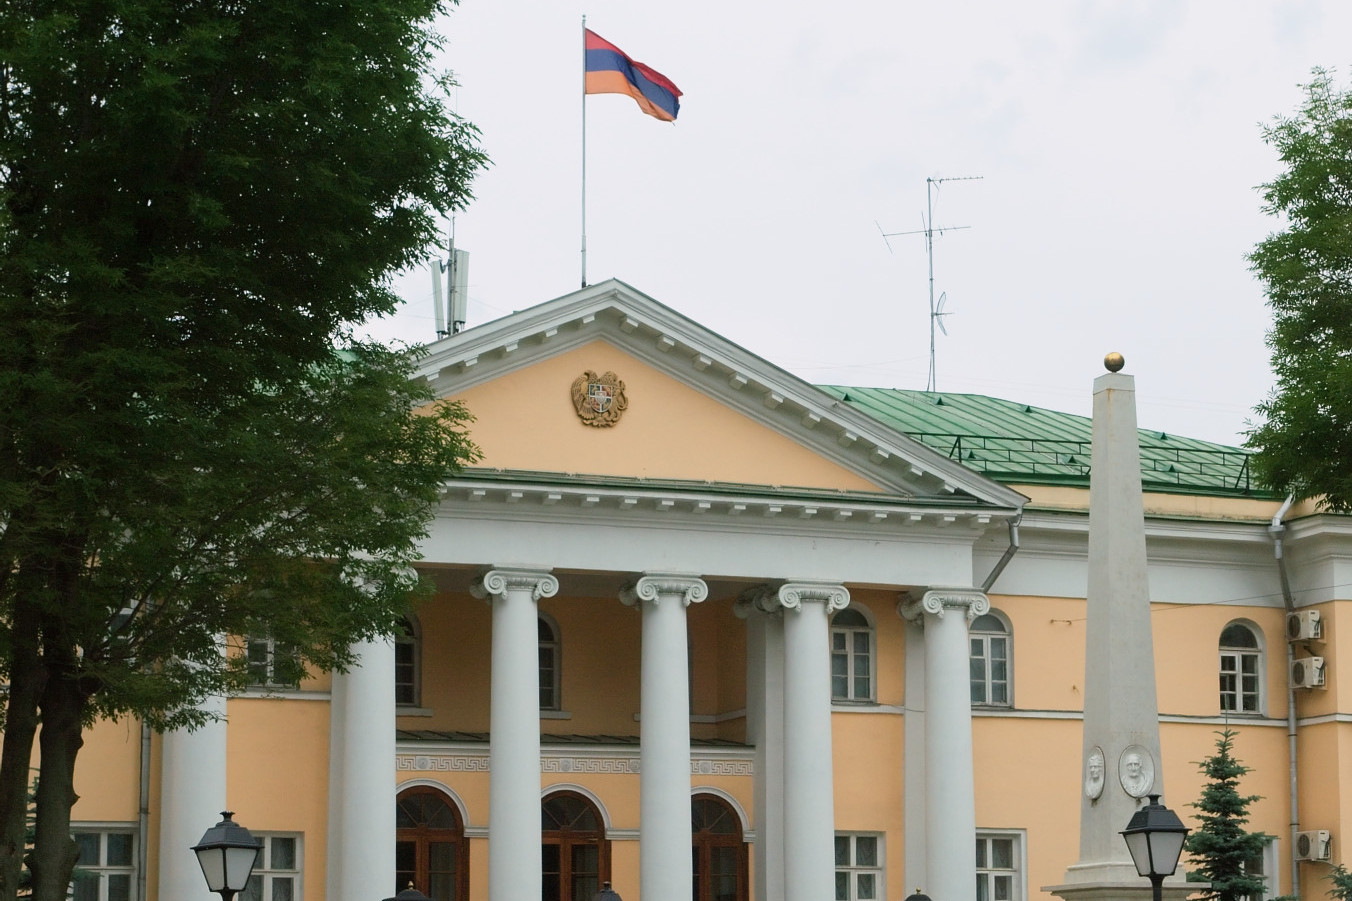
[1084,747,1105,801]
[571,370,628,427]
[1118,745,1155,798]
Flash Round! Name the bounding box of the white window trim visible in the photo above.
[241,833,302,901]
[976,829,1026,901]
[396,615,422,709]
[1219,620,1265,716]
[835,831,885,901]
[831,606,877,703]
[245,636,299,690]
[539,611,563,712]
[70,824,136,901]
[970,610,1013,708]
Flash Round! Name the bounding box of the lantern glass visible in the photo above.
[193,812,261,897]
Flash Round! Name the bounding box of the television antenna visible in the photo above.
[878,175,982,392]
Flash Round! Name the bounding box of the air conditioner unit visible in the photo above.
[1287,610,1323,642]
[1291,657,1326,689]
[1295,830,1332,862]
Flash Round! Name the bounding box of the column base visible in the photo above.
[1044,877,1200,901]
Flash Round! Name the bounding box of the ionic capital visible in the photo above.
[620,573,708,608]
[471,567,559,603]
[737,581,850,616]
[899,587,990,624]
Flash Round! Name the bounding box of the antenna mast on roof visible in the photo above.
[878,175,982,392]
[429,220,469,339]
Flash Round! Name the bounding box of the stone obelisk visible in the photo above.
[1046,355,1190,901]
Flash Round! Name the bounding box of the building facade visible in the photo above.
[71,281,1352,901]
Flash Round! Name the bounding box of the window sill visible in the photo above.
[541,709,573,720]
[397,706,434,717]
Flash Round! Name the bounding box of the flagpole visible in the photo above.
[580,14,588,288]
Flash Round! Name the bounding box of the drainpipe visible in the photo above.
[138,720,151,901]
[1270,495,1299,900]
[980,514,1022,594]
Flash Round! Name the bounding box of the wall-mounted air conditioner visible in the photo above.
[1287,610,1323,642]
[1290,657,1326,689]
[1295,830,1332,862]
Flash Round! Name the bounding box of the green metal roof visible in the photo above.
[818,386,1268,497]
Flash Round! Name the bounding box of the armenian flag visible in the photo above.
[584,29,681,122]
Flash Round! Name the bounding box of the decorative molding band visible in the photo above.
[620,573,709,608]
[396,749,754,777]
[470,567,559,603]
[899,587,990,624]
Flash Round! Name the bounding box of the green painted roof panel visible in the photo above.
[818,386,1265,497]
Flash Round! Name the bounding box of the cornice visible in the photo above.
[439,471,1016,539]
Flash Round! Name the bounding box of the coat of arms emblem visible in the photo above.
[571,370,628,427]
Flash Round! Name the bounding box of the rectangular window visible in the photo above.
[1220,651,1260,713]
[970,635,1010,706]
[71,828,135,901]
[1244,837,1279,901]
[246,637,299,689]
[976,832,1023,901]
[835,833,882,901]
[240,834,301,901]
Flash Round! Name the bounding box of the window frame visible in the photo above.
[240,833,302,901]
[1219,620,1264,716]
[691,793,748,901]
[539,612,562,712]
[976,830,1025,901]
[541,790,610,901]
[830,606,877,704]
[970,611,1013,708]
[70,825,136,901]
[396,615,422,708]
[396,786,469,901]
[244,635,300,690]
[834,832,884,901]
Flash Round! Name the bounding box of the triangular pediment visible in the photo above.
[416,279,1026,510]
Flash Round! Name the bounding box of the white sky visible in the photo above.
[361,1,1352,447]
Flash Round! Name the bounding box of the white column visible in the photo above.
[901,588,987,901]
[327,636,397,901]
[736,590,786,901]
[473,568,558,901]
[776,582,849,901]
[621,573,708,901]
[158,695,226,901]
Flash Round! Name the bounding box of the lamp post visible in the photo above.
[384,888,432,901]
[1120,795,1189,901]
[594,882,623,901]
[193,812,262,901]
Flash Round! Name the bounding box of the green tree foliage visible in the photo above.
[1184,729,1270,901]
[0,1,486,899]
[1248,69,1352,509]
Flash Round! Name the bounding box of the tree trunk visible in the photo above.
[0,596,47,901]
[30,645,89,901]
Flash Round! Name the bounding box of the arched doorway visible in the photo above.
[542,791,610,901]
[395,786,468,901]
[692,794,747,901]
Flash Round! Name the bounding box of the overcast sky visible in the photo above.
[360,1,1352,447]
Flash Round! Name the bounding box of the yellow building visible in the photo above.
[73,281,1350,901]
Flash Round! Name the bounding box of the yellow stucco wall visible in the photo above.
[451,339,885,491]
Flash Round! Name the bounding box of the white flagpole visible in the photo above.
[580,14,588,288]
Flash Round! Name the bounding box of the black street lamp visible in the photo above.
[595,882,623,901]
[903,890,932,901]
[1121,794,1189,901]
[193,812,262,901]
[384,887,432,901]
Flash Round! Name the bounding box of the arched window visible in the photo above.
[970,612,1011,707]
[1220,622,1262,714]
[542,791,609,901]
[830,607,874,702]
[395,616,421,707]
[539,614,561,711]
[692,794,748,901]
[395,787,467,901]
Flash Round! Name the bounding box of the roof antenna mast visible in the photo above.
[877,175,982,392]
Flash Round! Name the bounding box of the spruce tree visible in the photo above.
[1185,729,1271,901]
